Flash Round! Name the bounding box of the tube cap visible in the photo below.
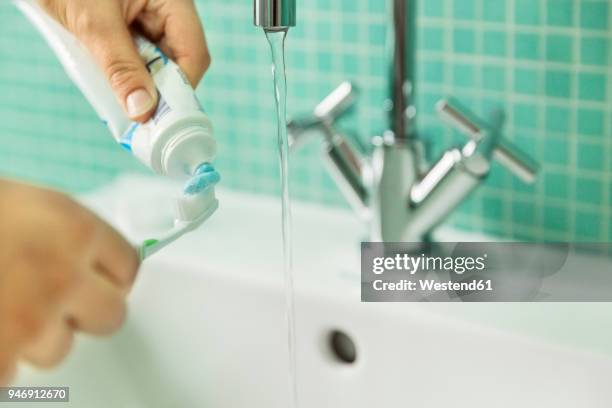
[162,124,216,177]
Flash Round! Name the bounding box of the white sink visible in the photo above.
[10,175,612,407]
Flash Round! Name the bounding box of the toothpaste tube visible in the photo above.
[14,0,216,178]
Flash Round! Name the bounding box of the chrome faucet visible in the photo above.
[286,0,539,242]
[254,0,296,30]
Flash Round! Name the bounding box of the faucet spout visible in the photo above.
[254,0,296,30]
[389,0,417,142]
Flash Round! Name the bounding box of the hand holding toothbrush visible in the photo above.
[38,0,211,121]
[0,180,139,385]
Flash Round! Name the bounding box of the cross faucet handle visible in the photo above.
[436,97,539,183]
[287,81,358,149]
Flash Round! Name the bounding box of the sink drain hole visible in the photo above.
[328,330,357,364]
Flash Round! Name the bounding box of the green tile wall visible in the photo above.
[0,0,610,242]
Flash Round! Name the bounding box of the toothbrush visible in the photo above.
[138,164,221,261]
[138,198,218,260]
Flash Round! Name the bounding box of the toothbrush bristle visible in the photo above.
[175,189,216,222]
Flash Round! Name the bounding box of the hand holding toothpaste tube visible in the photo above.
[38,0,211,121]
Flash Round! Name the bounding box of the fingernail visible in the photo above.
[126,88,155,117]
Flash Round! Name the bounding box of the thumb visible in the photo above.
[71,8,158,122]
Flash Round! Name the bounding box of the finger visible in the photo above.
[68,3,158,121]
[133,10,165,43]
[0,282,53,348]
[0,353,17,386]
[159,2,210,87]
[65,269,127,335]
[20,318,73,368]
[92,220,140,289]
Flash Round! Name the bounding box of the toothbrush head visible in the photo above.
[175,187,218,225]
[138,189,218,260]
[137,163,221,261]
[177,163,221,224]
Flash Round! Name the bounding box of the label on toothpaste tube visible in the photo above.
[118,38,204,151]
[152,96,171,125]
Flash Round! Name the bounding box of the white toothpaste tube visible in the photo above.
[14,0,216,178]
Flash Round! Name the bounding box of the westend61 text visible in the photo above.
[372,279,493,292]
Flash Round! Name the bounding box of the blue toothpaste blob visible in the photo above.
[184,163,221,195]
[195,163,215,175]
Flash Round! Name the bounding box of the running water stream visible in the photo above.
[265,28,298,408]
